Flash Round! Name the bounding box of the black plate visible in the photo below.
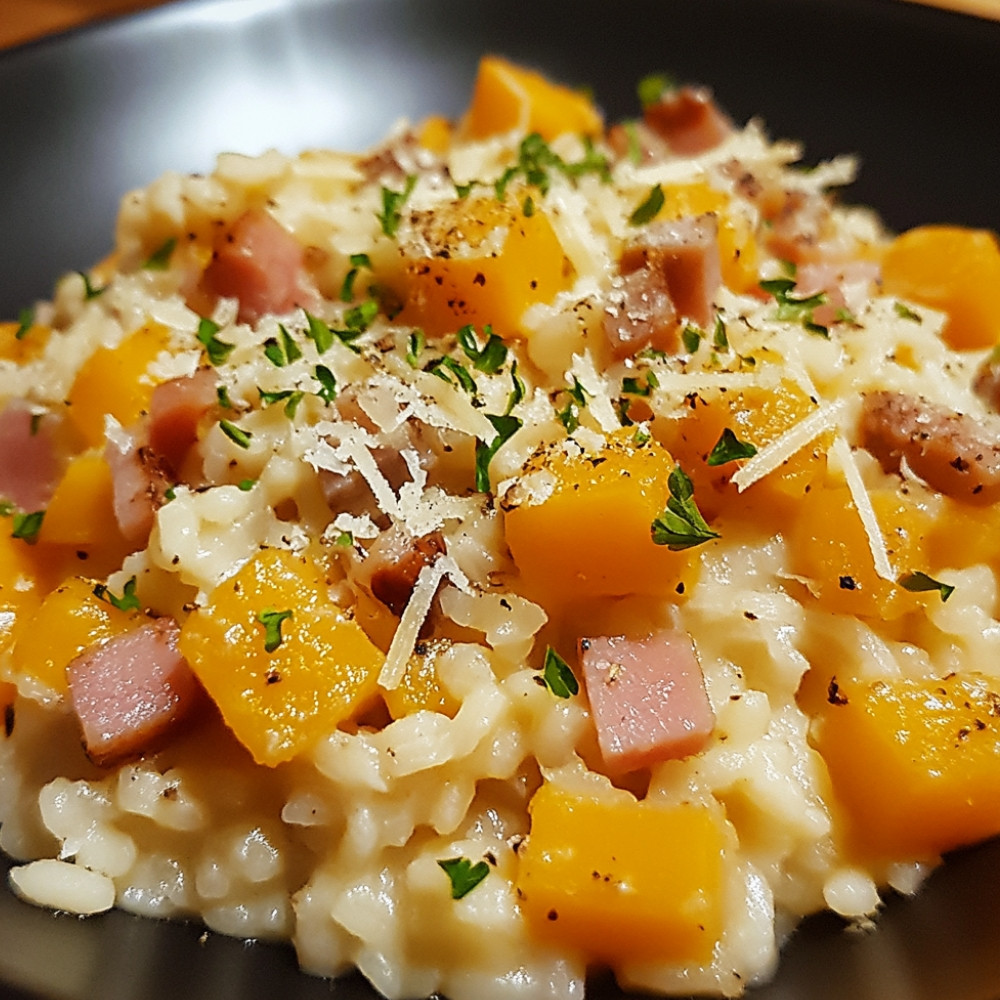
[2,0,1000,997]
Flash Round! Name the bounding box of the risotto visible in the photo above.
[3,56,1000,999]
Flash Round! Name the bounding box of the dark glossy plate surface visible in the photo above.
[2,0,1000,997]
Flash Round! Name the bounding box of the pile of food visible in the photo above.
[3,55,1000,999]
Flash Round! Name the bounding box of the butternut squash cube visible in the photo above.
[9,576,137,695]
[787,484,932,620]
[179,547,384,766]
[382,637,459,720]
[504,431,698,603]
[39,450,127,550]
[517,784,725,963]
[397,196,574,340]
[881,225,1000,350]
[814,673,1000,858]
[67,321,170,446]
[461,56,602,141]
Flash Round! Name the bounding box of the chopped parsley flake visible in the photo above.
[622,373,657,397]
[264,325,302,367]
[713,314,729,350]
[542,646,579,698]
[637,72,675,107]
[15,307,34,340]
[428,356,478,396]
[629,183,665,226]
[314,364,337,404]
[406,330,426,368]
[556,376,589,434]
[93,576,141,612]
[216,385,233,409]
[681,324,703,354]
[457,324,507,373]
[893,301,923,323]
[334,530,354,547]
[142,237,176,271]
[759,277,829,337]
[707,428,758,466]
[219,419,252,449]
[898,570,954,602]
[257,608,293,652]
[651,466,720,550]
[77,271,106,300]
[494,133,609,202]
[340,252,372,303]
[623,120,643,165]
[377,175,417,237]
[237,478,256,491]
[11,510,44,543]
[505,360,526,415]
[474,414,522,493]
[437,857,489,899]
[196,317,235,366]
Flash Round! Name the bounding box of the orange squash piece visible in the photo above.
[461,56,602,141]
[517,784,725,963]
[814,673,1000,858]
[66,321,171,446]
[8,576,137,696]
[881,225,1000,350]
[787,484,932,620]
[0,320,50,364]
[397,195,574,339]
[504,431,700,604]
[381,637,459,720]
[179,547,384,766]
[416,115,452,154]
[656,379,827,524]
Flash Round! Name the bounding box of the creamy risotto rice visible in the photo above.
[3,56,1000,999]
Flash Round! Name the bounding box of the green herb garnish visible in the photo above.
[377,175,417,237]
[219,419,252,449]
[340,252,372,303]
[681,324,703,354]
[542,646,579,698]
[474,414,522,493]
[142,237,176,271]
[437,857,490,899]
[197,317,235,366]
[15,306,34,340]
[77,272,106,300]
[457,324,507,373]
[406,330,426,368]
[759,277,829,337]
[263,325,303,367]
[93,576,141,612]
[314,364,337,404]
[898,571,954,602]
[706,428,758,466]
[637,72,675,107]
[651,466,720,550]
[629,183,664,227]
[893,301,923,323]
[257,608,293,652]
[11,510,44,543]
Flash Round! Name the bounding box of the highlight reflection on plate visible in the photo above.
[1,1,1000,998]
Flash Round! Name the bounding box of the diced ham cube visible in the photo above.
[201,209,317,325]
[104,427,171,547]
[579,630,715,773]
[67,617,201,766]
[0,401,63,511]
[603,266,678,359]
[364,525,446,617]
[859,390,1000,504]
[620,215,721,329]
[148,368,217,475]
[643,86,733,156]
